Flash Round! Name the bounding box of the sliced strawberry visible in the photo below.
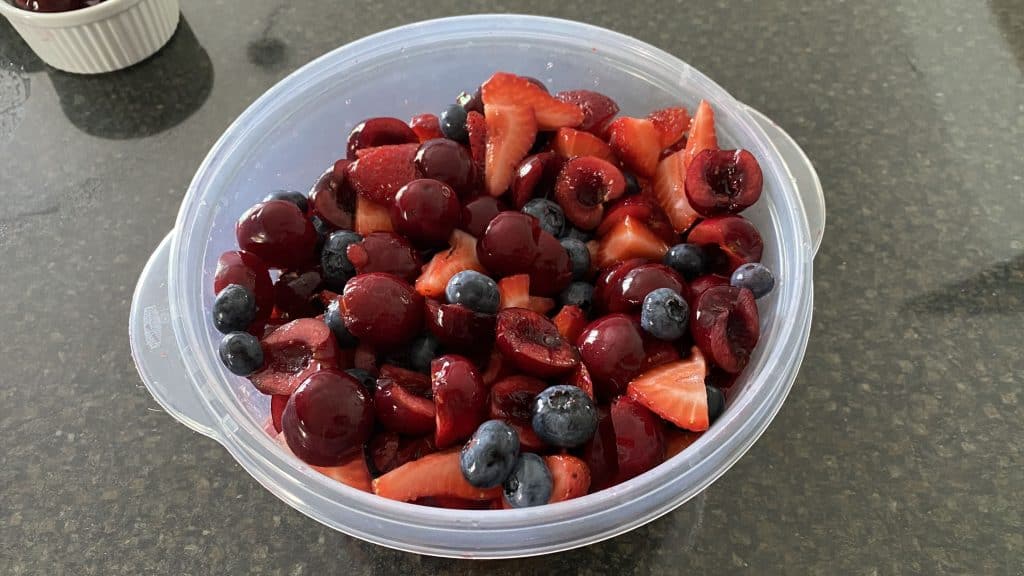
[348,143,419,204]
[414,229,487,299]
[528,296,556,315]
[554,90,619,135]
[466,110,487,190]
[545,455,591,502]
[648,106,691,148]
[568,362,595,400]
[607,117,662,178]
[354,195,395,235]
[595,215,669,268]
[653,150,701,233]
[683,100,718,169]
[597,195,678,245]
[274,433,372,492]
[553,305,588,344]
[372,450,503,502]
[551,127,617,164]
[409,113,444,142]
[481,72,584,130]
[498,274,531,309]
[664,427,702,459]
[484,104,538,197]
[627,347,709,431]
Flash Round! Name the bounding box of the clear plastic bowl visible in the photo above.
[129,15,825,558]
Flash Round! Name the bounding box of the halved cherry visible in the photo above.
[424,299,496,353]
[495,308,580,378]
[431,355,488,448]
[610,395,665,483]
[581,405,618,492]
[460,196,504,238]
[686,215,763,274]
[236,200,317,270]
[685,149,763,216]
[691,286,760,374]
[374,377,436,436]
[368,432,437,476]
[309,163,357,230]
[510,152,565,209]
[554,156,626,231]
[489,375,549,452]
[689,274,730,301]
[378,364,432,397]
[273,268,324,319]
[250,318,339,395]
[553,90,620,135]
[528,231,573,296]
[270,394,288,433]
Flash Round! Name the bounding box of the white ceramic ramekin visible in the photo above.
[0,0,179,74]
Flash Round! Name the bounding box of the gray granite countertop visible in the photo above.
[1,1,1021,574]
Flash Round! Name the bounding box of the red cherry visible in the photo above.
[460,196,504,238]
[390,179,461,247]
[684,149,763,217]
[610,395,665,483]
[595,262,688,314]
[374,378,436,436]
[414,139,475,199]
[476,211,543,277]
[510,152,565,209]
[347,117,419,159]
[423,299,496,354]
[495,308,579,378]
[686,215,763,275]
[345,232,422,282]
[309,162,357,230]
[281,370,373,466]
[581,406,618,492]
[431,355,488,448]
[249,318,340,395]
[528,230,573,296]
[273,268,324,319]
[236,200,317,269]
[214,250,274,326]
[691,285,760,374]
[577,314,646,402]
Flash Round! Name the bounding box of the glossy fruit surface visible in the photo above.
[281,370,373,466]
[414,139,475,198]
[236,200,317,269]
[577,314,646,401]
[691,286,760,373]
[347,117,419,159]
[341,273,423,348]
[496,308,579,378]
[431,355,489,448]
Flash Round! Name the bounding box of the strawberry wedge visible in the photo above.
[373,450,503,502]
[484,104,537,197]
[415,229,486,298]
[683,100,718,169]
[482,72,584,130]
[627,347,710,431]
[653,150,701,233]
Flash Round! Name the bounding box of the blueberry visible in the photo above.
[731,263,775,298]
[212,284,256,333]
[460,420,521,488]
[623,171,641,196]
[321,229,362,290]
[531,385,598,448]
[640,288,689,341]
[408,333,440,373]
[324,299,358,347]
[560,238,590,281]
[562,227,593,242]
[346,368,376,394]
[219,332,264,376]
[522,198,566,238]
[663,243,707,281]
[440,103,469,143]
[503,453,553,508]
[264,189,308,213]
[559,282,594,314]
[445,270,499,314]
[706,385,725,424]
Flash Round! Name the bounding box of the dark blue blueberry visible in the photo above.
[559,282,594,314]
[460,420,521,488]
[320,229,362,290]
[706,385,725,424]
[560,238,591,281]
[731,263,775,299]
[562,227,593,242]
[324,299,358,347]
[503,453,553,508]
[218,332,264,376]
[531,385,598,448]
[663,243,707,281]
[623,171,641,196]
[445,270,500,314]
[263,189,309,213]
[640,288,689,341]
[440,103,469,143]
[212,284,256,333]
[522,198,565,238]
[346,368,377,394]
[408,333,440,374]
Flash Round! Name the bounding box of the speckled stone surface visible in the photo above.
[1,1,1021,574]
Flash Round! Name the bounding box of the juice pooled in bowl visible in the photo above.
[207,71,775,510]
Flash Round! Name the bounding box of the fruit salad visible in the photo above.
[210,72,776,510]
